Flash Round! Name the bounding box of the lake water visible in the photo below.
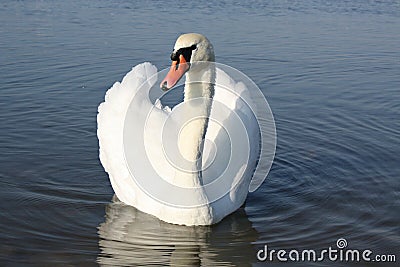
[1,0,399,266]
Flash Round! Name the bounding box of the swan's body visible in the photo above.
[98,34,260,225]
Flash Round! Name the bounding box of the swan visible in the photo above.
[97,33,264,226]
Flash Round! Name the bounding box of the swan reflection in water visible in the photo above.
[97,196,258,266]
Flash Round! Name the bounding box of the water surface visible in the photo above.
[0,0,399,266]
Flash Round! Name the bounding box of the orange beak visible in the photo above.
[160,54,190,91]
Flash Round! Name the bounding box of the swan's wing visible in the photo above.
[97,62,171,203]
[202,68,261,196]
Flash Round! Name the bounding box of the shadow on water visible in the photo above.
[97,196,259,266]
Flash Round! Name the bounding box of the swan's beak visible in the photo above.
[160,54,190,91]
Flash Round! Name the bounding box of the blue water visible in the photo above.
[0,0,399,266]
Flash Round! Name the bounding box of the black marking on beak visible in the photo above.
[161,81,168,91]
[170,44,197,63]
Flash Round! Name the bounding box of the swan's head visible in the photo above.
[160,33,214,91]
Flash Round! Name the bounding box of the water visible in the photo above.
[0,0,399,266]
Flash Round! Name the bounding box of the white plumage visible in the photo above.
[97,34,260,225]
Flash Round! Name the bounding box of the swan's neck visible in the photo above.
[176,65,215,185]
[184,68,215,102]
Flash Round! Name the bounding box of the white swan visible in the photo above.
[98,33,262,225]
